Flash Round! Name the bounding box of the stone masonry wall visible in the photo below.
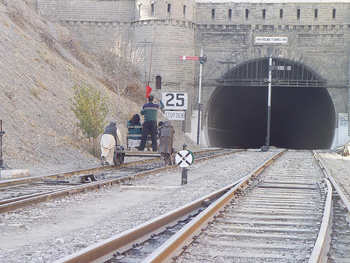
[195,2,350,25]
[134,20,196,86]
[194,2,350,135]
[37,0,135,22]
[61,21,134,56]
[33,0,350,138]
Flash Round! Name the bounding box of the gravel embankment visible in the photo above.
[318,152,350,201]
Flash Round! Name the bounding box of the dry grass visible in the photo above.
[0,15,10,27]
[30,87,41,100]
[8,8,25,28]
[35,77,48,90]
[46,128,57,137]
[30,120,36,127]
[3,86,17,101]
[61,34,94,68]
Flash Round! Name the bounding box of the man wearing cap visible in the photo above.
[100,121,122,165]
[138,95,164,151]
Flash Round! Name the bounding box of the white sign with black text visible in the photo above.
[165,111,185,121]
[162,92,188,110]
[255,37,288,44]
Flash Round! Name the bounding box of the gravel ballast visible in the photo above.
[0,149,349,262]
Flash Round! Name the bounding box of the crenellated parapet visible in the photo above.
[135,0,196,22]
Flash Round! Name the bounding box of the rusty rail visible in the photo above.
[143,149,286,262]
[0,149,241,214]
[55,149,285,263]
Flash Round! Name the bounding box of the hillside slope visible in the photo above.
[0,0,200,175]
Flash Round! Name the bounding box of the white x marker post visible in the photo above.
[175,144,194,185]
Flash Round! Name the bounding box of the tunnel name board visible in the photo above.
[255,37,288,44]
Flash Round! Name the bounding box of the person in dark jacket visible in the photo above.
[100,121,122,165]
[138,95,164,151]
[158,121,175,165]
[157,121,164,138]
[127,114,142,149]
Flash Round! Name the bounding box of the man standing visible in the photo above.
[138,95,164,151]
[100,121,122,165]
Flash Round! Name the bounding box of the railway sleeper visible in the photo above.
[201,239,306,250]
[216,219,319,228]
[206,232,317,240]
[213,225,319,234]
[194,243,312,258]
[328,198,350,263]
[182,250,307,261]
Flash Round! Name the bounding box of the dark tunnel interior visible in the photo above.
[207,85,336,149]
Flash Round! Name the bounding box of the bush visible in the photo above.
[70,84,109,156]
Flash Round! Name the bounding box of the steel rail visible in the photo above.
[0,188,71,206]
[0,149,241,214]
[308,151,350,262]
[0,159,150,188]
[314,151,350,214]
[308,178,332,263]
[143,149,286,262]
[55,149,286,263]
[0,148,227,188]
[54,180,242,263]
[145,150,333,263]
[0,164,169,214]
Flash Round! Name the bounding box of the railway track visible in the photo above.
[171,150,328,262]
[54,150,350,263]
[0,148,239,214]
[315,153,350,263]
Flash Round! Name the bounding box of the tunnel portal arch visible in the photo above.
[207,58,336,149]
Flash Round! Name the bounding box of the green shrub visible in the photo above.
[70,84,109,156]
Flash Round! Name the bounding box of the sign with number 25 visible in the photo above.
[162,93,188,110]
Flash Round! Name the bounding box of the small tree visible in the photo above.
[102,37,144,104]
[70,84,109,156]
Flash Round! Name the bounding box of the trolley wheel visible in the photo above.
[113,146,125,165]
[113,152,118,165]
[118,152,125,164]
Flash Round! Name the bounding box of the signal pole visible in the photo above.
[197,48,203,145]
[197,48,207,145]
[179,49,207,145]
[262,47,273,152]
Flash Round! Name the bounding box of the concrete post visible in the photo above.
[181,143,188,185]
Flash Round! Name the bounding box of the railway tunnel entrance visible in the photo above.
[207,58,335,149]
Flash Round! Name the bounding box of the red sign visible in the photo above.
[179,56,199,61]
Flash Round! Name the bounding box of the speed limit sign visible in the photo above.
[162,93,188,110]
